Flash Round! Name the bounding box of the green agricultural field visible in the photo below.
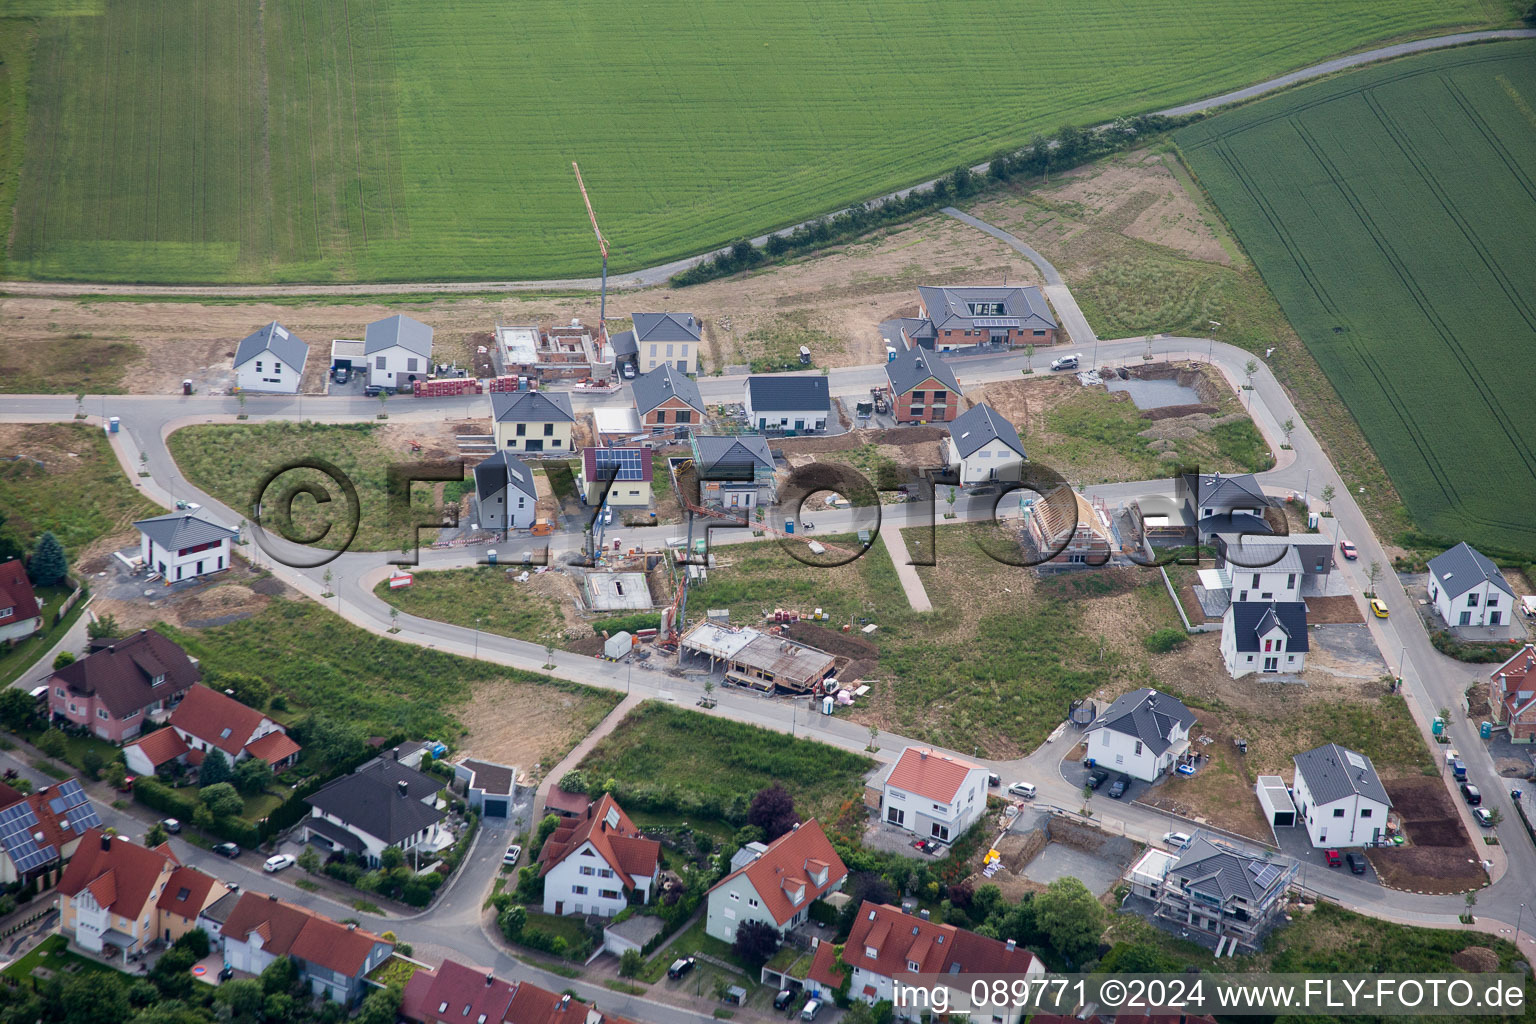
[1177,41,1536,556]
[3,0,1511,283]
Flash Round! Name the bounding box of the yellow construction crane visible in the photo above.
[572,161,609,331]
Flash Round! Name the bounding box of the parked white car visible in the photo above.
[1162,831,1192,849]
[503,843,523,866]
[263,854,296,873]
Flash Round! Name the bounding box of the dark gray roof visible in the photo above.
[364,314,433,357]
[474,451,537,502]
[305,816,367,854]
[947,403,1025,459]
[886,347,961,397]
[1228,601,1309,653]
[1199,512,1272,539]
[198,890,243,926]
[133,512,238,550]
[610,329,638,357]
[490,390,574,423]
[306,759,445,845]
[1188,472,1270,516]
[631,363,704,415]
[917,285,1056,331]
[459,759,515,796]
[1428,542,1512,599]
[1293,743,1391,808]
[893,317,935,343]
[745,376,830,413]
[693,435,773,473]
[632,312,701,344]
[233,321,309,370]
[1171,833,1292,904]
[1088,687,1195,755]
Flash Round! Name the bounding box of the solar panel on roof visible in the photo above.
[970,317,1020,328]
[48,798,66,814]
[591,448,646,481]
[1344,750,1368,771]
[1247,863,1281,888]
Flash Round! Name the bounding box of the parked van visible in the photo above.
[800,1000,823,1022]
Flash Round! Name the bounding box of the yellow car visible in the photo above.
[1370,599,1389,618]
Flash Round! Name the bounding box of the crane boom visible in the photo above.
[572,161,608,259]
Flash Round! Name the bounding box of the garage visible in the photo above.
[330,338,365,377]
[483,798,509,818]
[1256,775,1296,828]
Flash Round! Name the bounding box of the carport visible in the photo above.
[1256,775,1296,828]
[330,338,365,375]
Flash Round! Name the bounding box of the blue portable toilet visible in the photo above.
[1432,717,1443,736]
[108,416,120,434]
[784,520,794,535]
[1481,721,1493,739]
[487,549,498,565]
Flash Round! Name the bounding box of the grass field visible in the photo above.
[372,567,567,645]
[1177,40,1536,556]
[3,0,1512,283]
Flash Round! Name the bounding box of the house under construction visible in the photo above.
[679,621,836,694]
[1023,486,1125,569]
[493,321,607,382]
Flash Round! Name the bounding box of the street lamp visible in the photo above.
[1302,468,1311,509]
[474,617,481,660]
[1518,904,1527,952]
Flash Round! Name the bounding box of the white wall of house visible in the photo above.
[173,716,283,766]
[880,767,987,844]
[0,614,42,644]
[947,438,1024,485]
[542,841,640,918]
[1230,569,1301,604]
[140,535,231,583]
[1292,775,1388,848]
[477,486,537,531]
[368,347,429,389]
[1221,612,1306,678]
[744,398,827,433]
[1088,722,1189,782]
[1429,574,1509,628]
[124,744,166,777]
[234,353,303,394]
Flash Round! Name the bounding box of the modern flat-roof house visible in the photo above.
[1291,743,1391,848]
[0,558,42,645]
[48,629,200,741]
[902,285,1058,353]
[626,312,703,375]
[632,363,706,434]
[59,830,225,959]
[885,347,963,424]
[220,892,393,1006]
[1024,486,1120,568]
[705,819,846,943]
[233,321,308,394]
[1221,601,1309,678]
[0,777,101,886]
[880,747,989,844]
[538,794,659,918]
[453,758,516,819]
[304,757,447,867]
[576,447,653,507]
[123,683,301,777]
[473,451,539,533]
[1086,688,1196,782]
[1134,831,1297,954]
[1428,542,1515,628]
[945,403,1026,485]
[134,511,238,584]
[1490,645,1536,742]
[744,376,831,434]
[690,435,777,510]
[491,390,575,454]
[1214,533,1334,587]
[364,314,433,389]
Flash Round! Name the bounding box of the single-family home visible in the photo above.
[690,435,777,510]
[123,683,300,777]
[945,403,1026,484]
[879,747,989,844]
[743,377,830,434]
[885,346,963,424]
[632,363,706,434]
[1291,743,1391,848]
[1134,831,1297,954]
[304,757,446,867]
[473,451,539,533]
[48,628,201,742]
[453,758,515,819]
[491,390,575,453]
[232,321,308,394]
[134,511,238,585]
[576,447,653,507]
[630,312,702,375]
[1085,688,1196,782]
[220,892,393,1005]
[402,960,639,1024]
[817,901,1043,1022]
[538,794,659,918]
[901,285,1057,353]
[1214,533,1334,585]
[364,314,433,390]
[0,558,42,645]
[58,829,226,957]
[1221,601,1309,677]
[0,777,101,886]
[1428,542,1515,628]
[1024,486,1120,568]
[705,819,846,943]
[1222,545,1303,604]
[1179,472,1275,541]
[1489,645,1536,742]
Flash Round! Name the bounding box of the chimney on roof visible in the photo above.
[1005,939,1016,952]
[108,645,115,653]
[140,628,148,635]
[269,894,279,902]
[347,923,357,931]
[560,995,571,1010]
[486,973,495,987]
[791,822,800,831]
[100,834,112,851]
[919,750,928,760]
[398,780,409,797]
[918,909,930,921]
[392,747,400,761]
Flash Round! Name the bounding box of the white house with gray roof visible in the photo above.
[1291,743,1391,848]
[1222,601,1308,677]
[1428,542,1514,628]
[945,403,1026,484]
[1145,831,1297,953]
[1086,688,1195,782]
[743,376,830,434]
[473,451,539,533]
[363,314,433,389]
[233,321,308,394]
[134,512,238,584]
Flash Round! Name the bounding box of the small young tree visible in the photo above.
[322,568,334,597]
[74,393,86,418]
[27,531,68,587]
[618,948,644,978]
[37,729,67,760]
[377,390,389,418]
[1320,484,1336,515]
[200,782,244,818]
[1366,560,1383,597]
[103,760,128,790]
[88,613,122,641]
[390,607,400,632]
[702,679,715,704]
[544,644,555,669]
[1282,418,1295,447]
[298,846,321,873]
[80,749,104,780]
[868,724,880,752]
[1023,344,1035,372]
[1244,359,1259,388]
[144,822,168,848]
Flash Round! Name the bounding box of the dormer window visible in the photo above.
[865,945,878,959]
[907,960,920,972]
[153,674,166,686]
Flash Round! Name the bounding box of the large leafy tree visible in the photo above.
[198,747,232,788]
[748,783,798,840]
[1034,877,1104,965]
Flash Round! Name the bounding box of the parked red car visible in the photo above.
[1324,849,1343,867]
[1339,540,1358,560]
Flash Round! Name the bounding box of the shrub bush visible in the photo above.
[1143,628,1188,654]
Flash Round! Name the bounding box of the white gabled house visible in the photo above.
[1291,743,1391,848]
[537,795,659,918]
[880,747,989,844]
[364,314,434,390]
[133,512,238,584]
[233,321,308,394]
[1428,542,1514,628]
[945,403,1026,485]
[705,819,846,944]
[1221,601,1309,678]
[1085,688,1195,782]
[472,451,539,533]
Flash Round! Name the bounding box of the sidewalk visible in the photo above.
[879,522,932,612]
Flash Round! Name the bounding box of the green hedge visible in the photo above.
[132,777,261,848]
[590,613,663,636]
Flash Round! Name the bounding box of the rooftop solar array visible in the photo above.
[0,801,54,873]
[1247,861,1282,889]
[590,448,648,481]
[970,317,1021,328]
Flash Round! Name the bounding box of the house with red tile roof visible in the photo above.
[537,794,659,918]
[401,958,642,1024]
[57,829,225,958]
[122,684,300,776]
[0,777,102,886]
[0,559,42,644]
[47,628,200,742]
[1489,644,1536,742]
[820,901,1043,1022]
[219,892,393,1005]
[879,747,990,845]
[705,819,847,943]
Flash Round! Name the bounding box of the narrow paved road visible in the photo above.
[1,30,1530,300]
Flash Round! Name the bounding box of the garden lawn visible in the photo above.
[373,568,565,644]
[5,0,1506,284]
[1,934,120,984]
[0,584,77,687]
